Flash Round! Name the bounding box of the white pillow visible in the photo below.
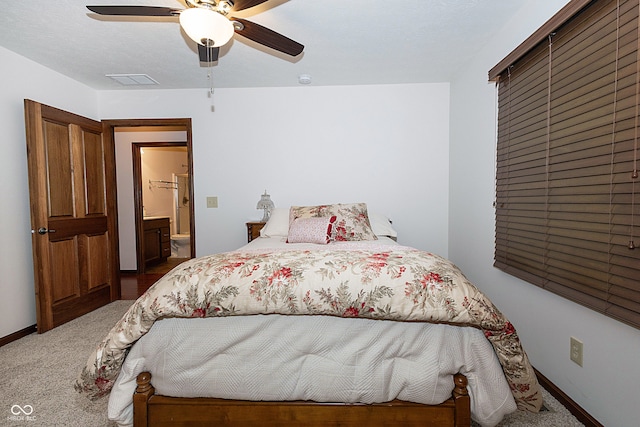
[259,208,290,237]
[286,216,336,244]
[369,212,398,238]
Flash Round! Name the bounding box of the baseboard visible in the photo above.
[534,368,603,427]
[0,324,37,347]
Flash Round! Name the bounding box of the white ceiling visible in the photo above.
[0,0,529,90]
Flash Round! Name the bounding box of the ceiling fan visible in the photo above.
[86,0,304,63]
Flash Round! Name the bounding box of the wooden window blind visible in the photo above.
[493,0,640,329]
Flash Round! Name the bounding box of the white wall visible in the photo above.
[2,72,449,336]
[448,1,640,426]
[0,46,98,337]
[99,83,451,257]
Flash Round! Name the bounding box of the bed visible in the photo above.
[75,203,542,427]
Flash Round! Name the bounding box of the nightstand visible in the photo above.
[246,221,266,243]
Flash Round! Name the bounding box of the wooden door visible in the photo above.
[24,100,120,333]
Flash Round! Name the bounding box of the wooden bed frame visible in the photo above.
[133,371,471,427]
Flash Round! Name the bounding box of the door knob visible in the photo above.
[37,227,56,235]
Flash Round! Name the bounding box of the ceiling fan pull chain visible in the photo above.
[207,41,214,96]
[208,62,215,97]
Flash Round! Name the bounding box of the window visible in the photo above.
[491,0,640,329]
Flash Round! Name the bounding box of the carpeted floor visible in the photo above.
[0,301,584,426]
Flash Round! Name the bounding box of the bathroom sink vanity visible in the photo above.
[143,217,171,266]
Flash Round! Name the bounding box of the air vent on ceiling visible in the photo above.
[106,74,159,86]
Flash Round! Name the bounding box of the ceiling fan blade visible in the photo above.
[230,0,269,12]
[86,6,181,16]
[198,44,220,62]
[231,18,304,56]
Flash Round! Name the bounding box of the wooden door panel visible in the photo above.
[44,120,74,217]
[48,217,107,240]
[83,130,106,215]
[25,100,119,333]
[52,287,111,328]
[86,233,109,290]
[144,229,161,262]
[50,238,79,303]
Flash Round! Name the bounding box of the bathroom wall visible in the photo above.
[142,146,189,228]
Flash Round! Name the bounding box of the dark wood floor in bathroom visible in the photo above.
[121,257,190,299]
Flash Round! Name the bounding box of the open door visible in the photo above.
[24,100,120,333]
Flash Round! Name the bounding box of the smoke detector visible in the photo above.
[298,74,312,85]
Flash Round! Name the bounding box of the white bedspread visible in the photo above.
[108,314,516,427]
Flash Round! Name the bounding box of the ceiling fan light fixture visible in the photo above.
[179,7,234,47]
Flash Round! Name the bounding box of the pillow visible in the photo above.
[289,203,378,241]
[288,204,333,227]
[259,208,290,237]
[286,216,336,244]
[368,212,398,238]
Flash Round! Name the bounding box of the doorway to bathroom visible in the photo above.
[104,118,195,276]
[132,142,193,274]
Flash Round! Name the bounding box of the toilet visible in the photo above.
[171,234,190,258]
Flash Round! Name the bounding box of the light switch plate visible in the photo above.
[570,336,583,367]
[206,196,218,208]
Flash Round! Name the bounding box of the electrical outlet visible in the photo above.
[206,196,218,208]
[570,337,583,366]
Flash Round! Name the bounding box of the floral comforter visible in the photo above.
[75,244,542,412]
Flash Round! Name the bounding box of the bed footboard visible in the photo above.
[133,372,471,427]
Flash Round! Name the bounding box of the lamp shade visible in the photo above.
[179,7,234,47]
[256,191,275,222]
